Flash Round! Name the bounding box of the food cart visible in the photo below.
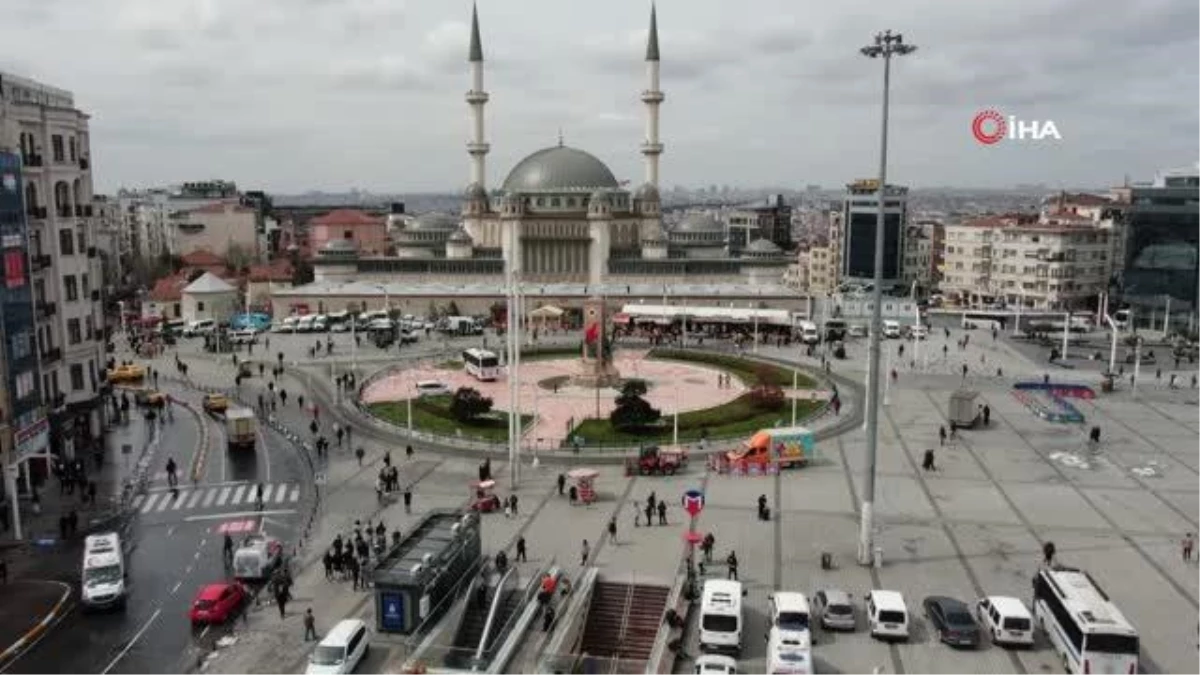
[567,468,598,505]
[948,389,981,430]
[470,479,501,512]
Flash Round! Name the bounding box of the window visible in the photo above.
[197,301,206,311]
[77,228,86,252]
[551,197,561,207]
[82,274,90,297]
[64,275,78,301]
[59,229,74,255]
[343,230,352,239]
[8,330,32,359]
[67,318,82,344]
[15,371,35,400]
[51,135,64,162]
[69,137,77,162]
[70,363,84,391]
[85,315,94,340]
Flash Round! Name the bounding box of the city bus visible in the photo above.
[961,311,1009,331]
[462,348,499,381]
[1032,567,1139,674]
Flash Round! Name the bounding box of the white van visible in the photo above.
[976,595,1034,647]
[882,320,902,339]
[797,321,820,345]
[415,381,450,398]
[767,592,811,637]
[700,579,744,655]
[296,315,316,333]
[909,324,928,340]
[312,315,329,332]
[306,618,369,674]
[183,319,215,337]
[276,316,299,333]
[82,532,126,610]
[865,590,909,640]
[694,654,738,674]
[766,626,812,675]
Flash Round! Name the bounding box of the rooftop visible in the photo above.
[372,510,478,586]
[310,209,385,227]
[275,280,803,298]
[184,271,237,294]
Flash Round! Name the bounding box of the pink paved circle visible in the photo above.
[361,350,746,444]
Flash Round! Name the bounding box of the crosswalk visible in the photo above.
[132,483,301,515]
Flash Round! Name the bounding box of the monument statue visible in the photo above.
[573,295,622,388]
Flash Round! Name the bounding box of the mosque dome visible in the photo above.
[464,182,488,201]
[673,213,724,233]
[502,145,620,192]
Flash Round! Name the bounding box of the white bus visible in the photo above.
[462,348,499,381]
[961,311,1009,331]
[1032,567,1139,674]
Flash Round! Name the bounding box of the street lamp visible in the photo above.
[857,29,916,568]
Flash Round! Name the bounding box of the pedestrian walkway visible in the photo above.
[132,482,302,515]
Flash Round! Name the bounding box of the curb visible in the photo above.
[0,581,72,670]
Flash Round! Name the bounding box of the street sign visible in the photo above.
[683,489,705,517]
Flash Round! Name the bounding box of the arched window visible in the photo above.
[551,197,561,207]
[54,181,71,214]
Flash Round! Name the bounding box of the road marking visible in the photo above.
[216,487,231,506]
[258,424,272,483]
[202,490,217,508]
[289,487,300,502]
[131,495,146,511]
[139,493,160,514]
[200,538,207,548]
[231,485,247,505]
[193,551,201,561]
[172,490,190,509]
[187,490,204,508]
[185,565,193,574]
[274,486,288,504]
[167,526,175,537]
[184,509,297,522]
[155,494,174,512]
[261,484,274,502]
[199,624,211,640]
[171,581,181,595]
[100,608,161,675]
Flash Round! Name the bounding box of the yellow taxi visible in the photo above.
[107,364,147,383]
[202,393,230,414]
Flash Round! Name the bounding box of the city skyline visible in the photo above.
[2,0,1196,193]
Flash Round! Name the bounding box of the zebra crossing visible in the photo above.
[132,482,301,515]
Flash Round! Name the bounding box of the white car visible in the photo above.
[230,328,258,345]
[694,654,738,674]
[329,321,350,333]
[232,534,284,581]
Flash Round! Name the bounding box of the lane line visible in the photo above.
[231,485,247,505]
[185,565,193,574]
[139,494,160,514]
[155,493,173,512]
[193,551,200,561]
[273,485,288,504]
[258,424,272,483]
[187,490,204,509]
[200,538,207,548]
[167,527,175,537]
[100,608,162,675]
[289,487,300,503]
[261,484,274,503]
[184,509,297,522]
[171,490,190,510]
[171,582,181,595]
[216,487,231,506]
[202,490,217,508]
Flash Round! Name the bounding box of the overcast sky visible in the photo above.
[3,0,1196,193]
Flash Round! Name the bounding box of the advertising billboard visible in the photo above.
[0,152,47,462]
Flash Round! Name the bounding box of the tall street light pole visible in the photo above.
[857,29,916,568]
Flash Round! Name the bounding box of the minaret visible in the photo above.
[466,3,490,188]
[640,3,665,188]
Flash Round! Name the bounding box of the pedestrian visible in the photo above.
[304,608,317,641]
[323,550,333,580]
[256,482,265,510]
[961,363,969,380]
[581,539,590,566]
[702,533,715,563]
[607,517,618,545]
[557,473,566,496]
[503,496,513,519]
[355,446,365,466]
[726,551,739,580]
[276,590,289,618]
[1183,533,1195,562]
[406,444,414,460]
[543,604,556,632]
[982,404,991,426]
[259,363,265,377]
[403,486,412,514]
[280,389,288,405]
[1042,540,1056,567]
[633,500,641,527]
[350,556,361,590]
[657,500,667,525]
[922,448,936,471]
[643,500,653,525]
[384,450,391,468]
[298,394,305,409]
[938,425,947,446]
[165,457,178,487]
[510,493,519,516]
[336,426,345,447]
[516,536,528,562]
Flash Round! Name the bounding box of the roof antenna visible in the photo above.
[557,128,564,147]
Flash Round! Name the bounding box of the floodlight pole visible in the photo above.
[857,29,916,568]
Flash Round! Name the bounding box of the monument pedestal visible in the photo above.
[571,295,622,389]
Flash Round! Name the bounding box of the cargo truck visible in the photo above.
[226,406,257,451]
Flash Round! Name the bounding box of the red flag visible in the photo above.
[585,322,600,344]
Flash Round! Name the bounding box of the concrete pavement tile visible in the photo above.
[778,466,857,515]
[1082,487,1196,535]
[859,475,938,523]
[921,479,1024,526]
[1001,483,1111,530]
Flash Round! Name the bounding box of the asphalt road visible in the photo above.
[7,383,315,675]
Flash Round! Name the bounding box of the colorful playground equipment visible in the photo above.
[1011,382,1094,424]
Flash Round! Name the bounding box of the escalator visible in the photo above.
[443,566,525,671]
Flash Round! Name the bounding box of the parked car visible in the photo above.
[976,596,1034,647]
[230,328,258,345]
[694,654,738,674]
[923,596,981,648]
[398,329,419,345]
[189,582,247,624]
[812,588,856,631]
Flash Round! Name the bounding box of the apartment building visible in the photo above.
[900,224,933,294]
[941,213,1112,310]
[114,180,263,266]
[0,71,107,494]
[724,194,793,252]
[840,179,908,287]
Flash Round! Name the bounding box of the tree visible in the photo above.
[449,387,493,423]
[447,300,461,317]
[609,379,661,432]
[225,243,254,273]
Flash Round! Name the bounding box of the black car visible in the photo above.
[922,596,980,647]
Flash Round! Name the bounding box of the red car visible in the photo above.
[189,582,246,624]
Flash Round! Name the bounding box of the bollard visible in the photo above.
[873,546,883,569]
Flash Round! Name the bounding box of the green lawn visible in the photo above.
[434,360,464,370]
[568,395,823,446]
[648,348,818,388]
[367,395,532,443]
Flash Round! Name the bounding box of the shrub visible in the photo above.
[748,384,786,411]
[449,387,493,423]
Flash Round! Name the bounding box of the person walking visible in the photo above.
[633,500,641,527]
[165,457,178,487]
[355,446,365,466]
[224,534,235,565]
[580,539,590,566]
[323,550,333,580]
[922,449,936,471]
[406,444,414,460]
[938,425,947,447]
[304,609,317,641]
[557,473,566,496]
[403,486,413,514]
[726,551,739,580]
[657,500,667,525]
[607,517,618,545]
[1183,533,1195,562]
[1042,541,1056,567]
[982,404,991,426]
[256,482,265,511]
[510,493,519,516]
[516,536,528,562]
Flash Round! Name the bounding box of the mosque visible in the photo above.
[310,4,790,287]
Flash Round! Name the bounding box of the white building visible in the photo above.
[901,224,933,294]
[941,214,1112,310]
[0,70,108,463]
[181,272,238,323]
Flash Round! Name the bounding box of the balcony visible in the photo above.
[87,246,97,258]
[23,154,43,168]
[31,254,52,271]
[80,157,90,170]
[40,347,62,364]
[26,206,47,219]
[35,301,57,318]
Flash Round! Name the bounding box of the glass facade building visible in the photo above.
[841,180,908,285]
[1114,168,1200,326]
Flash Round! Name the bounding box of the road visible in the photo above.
[7,381,315,675]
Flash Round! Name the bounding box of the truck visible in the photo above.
[226,406,257,451]
[442,316,483,335]
[726,426,814,470]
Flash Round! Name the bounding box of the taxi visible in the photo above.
[202,393,230,413]
[107,364,146,383]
